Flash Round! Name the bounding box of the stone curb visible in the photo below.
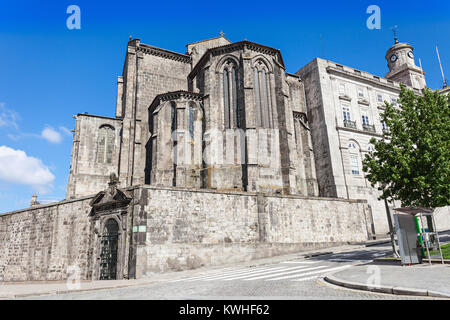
[324,275,450,299]
[374,258,450,264]
[0,281,157,299]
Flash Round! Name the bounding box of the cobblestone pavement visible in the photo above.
[24,244,435,300]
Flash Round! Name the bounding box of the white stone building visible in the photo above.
[297,38,428,235]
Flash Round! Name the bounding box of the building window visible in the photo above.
[97,125,115,164]
[350,154,360,175]
[361,111,370,126]
[339,83,346,95]
[342,105,351,121]
[377,94,383,103]
[380,114,390,133]
[342,105,356,129]
[254,60,272,128]
[361,109,375,132]
[223,61,239,128]
[391,98,397,106]
[358,88,364,98]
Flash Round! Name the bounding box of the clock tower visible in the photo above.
[385,37,427,90]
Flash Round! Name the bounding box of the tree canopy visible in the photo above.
[362,85,450,208]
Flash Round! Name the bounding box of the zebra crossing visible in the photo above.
[170,260,353,283]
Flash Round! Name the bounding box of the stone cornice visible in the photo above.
[326,66,403,93]
[148,90,205,113]
[336,125,383,138]
[77,113,123,121]
[188,40,285,79]
[137,44,191,64]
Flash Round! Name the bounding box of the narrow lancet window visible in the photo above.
[97,125,115,164]
[223,69,230,128]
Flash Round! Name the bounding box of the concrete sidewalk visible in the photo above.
[325,262,450,298]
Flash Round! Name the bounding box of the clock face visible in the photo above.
[408,51,414,59]
[390,54,398,62]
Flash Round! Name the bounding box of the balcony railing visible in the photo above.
[362,124,376,133]
[343,120,357,129]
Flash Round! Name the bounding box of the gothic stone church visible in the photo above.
[0,35,393,282]
[66,35,318,199]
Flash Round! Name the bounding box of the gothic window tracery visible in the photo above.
[97,125,115,164]
[253,60,272,128]
[222,60,239,128]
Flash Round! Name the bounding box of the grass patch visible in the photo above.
[382,244,450,260]
[426,243,450,259]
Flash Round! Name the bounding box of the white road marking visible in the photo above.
[221,265,312,281]
[200,266,291,281]
[243,266,327,281]
[279,261,321,264]
[290,275,320,282]
[169,266,270,282]
[329,259,372,263]
[273,265,352,281]
[183,266,286,282]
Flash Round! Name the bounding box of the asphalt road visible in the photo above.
[25,244,431,300]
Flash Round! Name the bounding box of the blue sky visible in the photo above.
[0,0,449,212]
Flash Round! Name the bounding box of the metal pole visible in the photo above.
[431,213,445,265]
[384,197,399,257]
[420,214,432,265]
[436,46,448,87]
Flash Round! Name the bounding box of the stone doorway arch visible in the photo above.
[99,218,120,280]
[89,174,132,280]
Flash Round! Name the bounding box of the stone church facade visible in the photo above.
[1,35,449,282]
[66,36,318,199]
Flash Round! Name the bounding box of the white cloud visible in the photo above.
[0,103,20,129]
[41,127,62,143]
[0,146,55,191]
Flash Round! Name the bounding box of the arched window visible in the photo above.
[222,60,239,128]
[97,125,115,164]
[253,60,272,128]
[348,141,360,175]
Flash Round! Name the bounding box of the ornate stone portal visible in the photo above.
[89,174,132,280]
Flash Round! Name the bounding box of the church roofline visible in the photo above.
[148,90,205,113]
[77,113,123,121]
[185,35,232,48]
[311,57,423,94]
[188,40,286,79]
[136,43,192,63]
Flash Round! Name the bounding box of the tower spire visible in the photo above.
[436,46,448,88]
[391,25,399,44]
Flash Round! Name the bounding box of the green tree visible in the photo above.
[363,85,450,208]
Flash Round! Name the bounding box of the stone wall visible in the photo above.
[0,197,93,282]
[66,114,122,199]
[130,186,371,277]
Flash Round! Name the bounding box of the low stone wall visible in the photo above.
[0,185,372,281]
[130,186,372,277]
[0,197,93,282]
